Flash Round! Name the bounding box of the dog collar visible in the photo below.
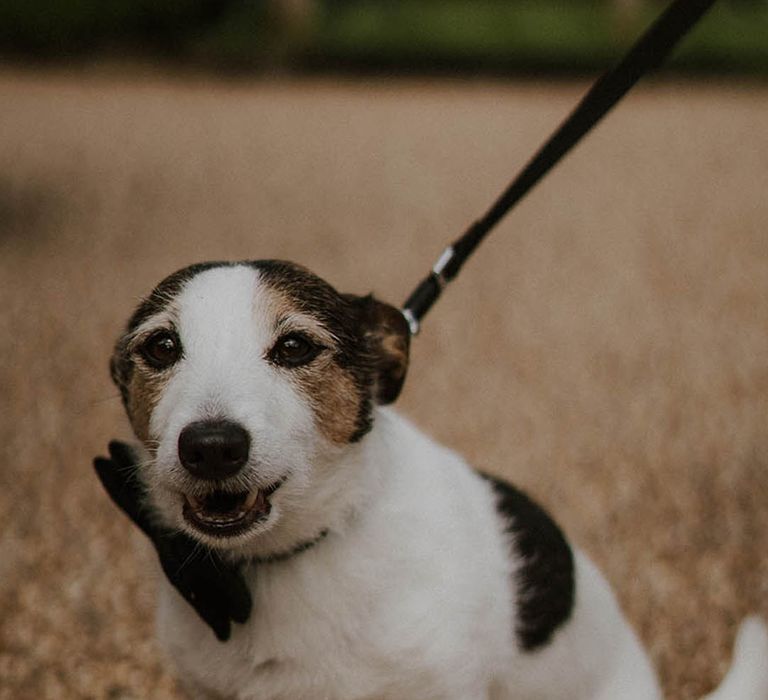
[250,528,330,565]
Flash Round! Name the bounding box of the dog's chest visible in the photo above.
[156,417,518,699]
[161,545,471,700]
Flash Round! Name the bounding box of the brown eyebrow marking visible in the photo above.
[259,281,363,444]
[254,262,374,443]
[273,316,337,351]
[111,263,231,444]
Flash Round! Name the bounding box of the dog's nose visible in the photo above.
[178,420,250,480]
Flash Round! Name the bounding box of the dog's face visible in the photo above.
[110,261,409,550]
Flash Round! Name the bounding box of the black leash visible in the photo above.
[401,0,718,335]
[94,0,720,645]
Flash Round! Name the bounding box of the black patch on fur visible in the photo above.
[482,473,575,652]
[127,261,234,334]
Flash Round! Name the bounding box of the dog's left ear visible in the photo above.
[354,295,411,405]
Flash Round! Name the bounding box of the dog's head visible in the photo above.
[110,260,409,551]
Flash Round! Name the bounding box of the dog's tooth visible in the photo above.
[244,490,260,509]
[186,494,202,510]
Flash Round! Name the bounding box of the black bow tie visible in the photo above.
[94,440,251,642]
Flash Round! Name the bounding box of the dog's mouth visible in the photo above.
[182,479,285,538]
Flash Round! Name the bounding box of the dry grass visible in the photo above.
[0,67,767,700]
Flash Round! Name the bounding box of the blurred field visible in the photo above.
[0,68,767,699]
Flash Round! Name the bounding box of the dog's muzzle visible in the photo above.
[176,418,287,539]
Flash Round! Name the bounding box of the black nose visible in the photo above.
[178,420,250,480]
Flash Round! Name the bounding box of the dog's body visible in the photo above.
[156,408,658,700]
[110,261,768,700]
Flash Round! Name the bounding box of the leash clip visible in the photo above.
[402,308,420,336]
[401,245,456,336]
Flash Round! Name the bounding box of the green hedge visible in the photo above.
[2,0,767,75]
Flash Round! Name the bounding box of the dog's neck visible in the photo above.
[250,527,331,565]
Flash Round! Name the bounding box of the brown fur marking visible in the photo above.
[291,357,362,444]
[126,367,173,445]
[260,284,364,444]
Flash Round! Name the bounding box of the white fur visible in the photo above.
[132,265,766,700]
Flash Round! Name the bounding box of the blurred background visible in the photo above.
[1,2,767,699]
[1,0,768,75]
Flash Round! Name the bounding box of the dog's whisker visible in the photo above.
[173,540,206,577]
[82,393,124,409]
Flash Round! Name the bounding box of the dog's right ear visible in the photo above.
[356,296,411,405]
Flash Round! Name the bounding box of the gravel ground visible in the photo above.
[1,68,767,699]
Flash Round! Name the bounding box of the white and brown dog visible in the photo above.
[109,260,768,700]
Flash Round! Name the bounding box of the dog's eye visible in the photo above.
[271,333,321,368]
[140,330,181,369]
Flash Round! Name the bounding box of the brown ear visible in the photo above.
[359,296,411,405]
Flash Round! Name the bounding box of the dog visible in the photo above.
[106,259,768,700]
